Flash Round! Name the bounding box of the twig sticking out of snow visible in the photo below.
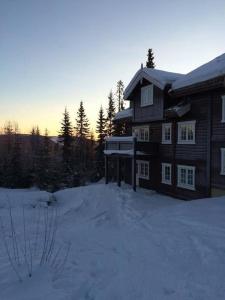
[0,197,69,282]
[0,216,22,282]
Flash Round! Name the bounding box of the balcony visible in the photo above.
[104,136,135,156]
[104,136,158,157]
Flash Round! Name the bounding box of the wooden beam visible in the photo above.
[117,157,121,187]
[206,95,212,197]
[132,137,137,191]
[105,156,109,184]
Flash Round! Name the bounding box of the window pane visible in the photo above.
[180,168,186,184]
[181,126,187,140]
[144,129,149,141]
[165,166,170,180]
[187,125,194,140]
[187,169,193,185]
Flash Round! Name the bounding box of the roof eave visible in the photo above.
[170,75,225,97]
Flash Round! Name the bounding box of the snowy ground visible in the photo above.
[0,183,225,299]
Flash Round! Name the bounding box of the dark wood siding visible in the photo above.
[211,89,225,191]
[130,79,164,123]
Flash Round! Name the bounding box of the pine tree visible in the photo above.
[96,106,106,178]
[146,48,155,68]
[35,129,51,190]
[116,80,125,112]
[106,91,116,136]
[75,101,90,138]
[58,108,74,184]
[29,125,41,185]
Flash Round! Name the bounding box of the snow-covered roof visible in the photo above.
[172,53,225,91]
[114,108,133,120]
[124,68,184,99]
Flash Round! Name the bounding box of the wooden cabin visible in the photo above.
[104,53,225,200]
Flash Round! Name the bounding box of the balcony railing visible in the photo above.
[104,136,134,155]
[104,136,158,156]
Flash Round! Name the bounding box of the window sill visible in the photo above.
[140,104,153,108]
[177,184,196,191]
[162,141,172,145]
[162,181,172,185]
[139,176,150,180]
[177,141,196,145]
[220,172,225,176]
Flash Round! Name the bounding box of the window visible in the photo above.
[141,85,153,107]
[221,148,225,175]
[161,163,172,185]
[132,126,149,142]
[137,160,149,179]
[162,123,172,144]
[222,95,225,123]
[177,165,195,190]
[178,121,196,144]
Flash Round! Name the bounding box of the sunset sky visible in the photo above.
[1,0,225,135]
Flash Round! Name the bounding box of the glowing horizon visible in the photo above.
[1,0,225,135]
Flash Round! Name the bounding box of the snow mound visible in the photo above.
[0,183,225,299]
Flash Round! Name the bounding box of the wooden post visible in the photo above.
[117,157,121,187]
[206,95,212,197]
[132,137,137,191]
[105,156,109,184]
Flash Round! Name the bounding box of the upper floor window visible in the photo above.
[132,126,149,142]
[221,148,225,175]
[222,95,225,123]
[141,85,153,107]
[177,165,195,190]
[162,123,172,144]
[161,163,172,185]
[178,121,196,144]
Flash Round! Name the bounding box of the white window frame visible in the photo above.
[222,95,225,123]
[132,126,149,142]
[141,85,153,107]
[177,165,196,190]
[221,148,225,175]
[137,160,149,180]
[177,120,196,144]
[161,163,172,185]
[162,123,172,144]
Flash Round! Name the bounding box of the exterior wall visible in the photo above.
[130,79,164,123]
[106,82,225,200]
[211,89,225,194]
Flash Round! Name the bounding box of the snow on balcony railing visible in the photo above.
[104,136,135,155]
[105,136,134,142]
[114,108,133,120]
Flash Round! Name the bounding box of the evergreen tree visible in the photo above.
[4,128,23,187]
[106,91,116,136]
[75,101,90,138]
[116,80,125,112]
[146,48,155,68]
[96,106,106,178]
[58,108,74,184]
[35,129,51,190]
[29,125,41,185]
